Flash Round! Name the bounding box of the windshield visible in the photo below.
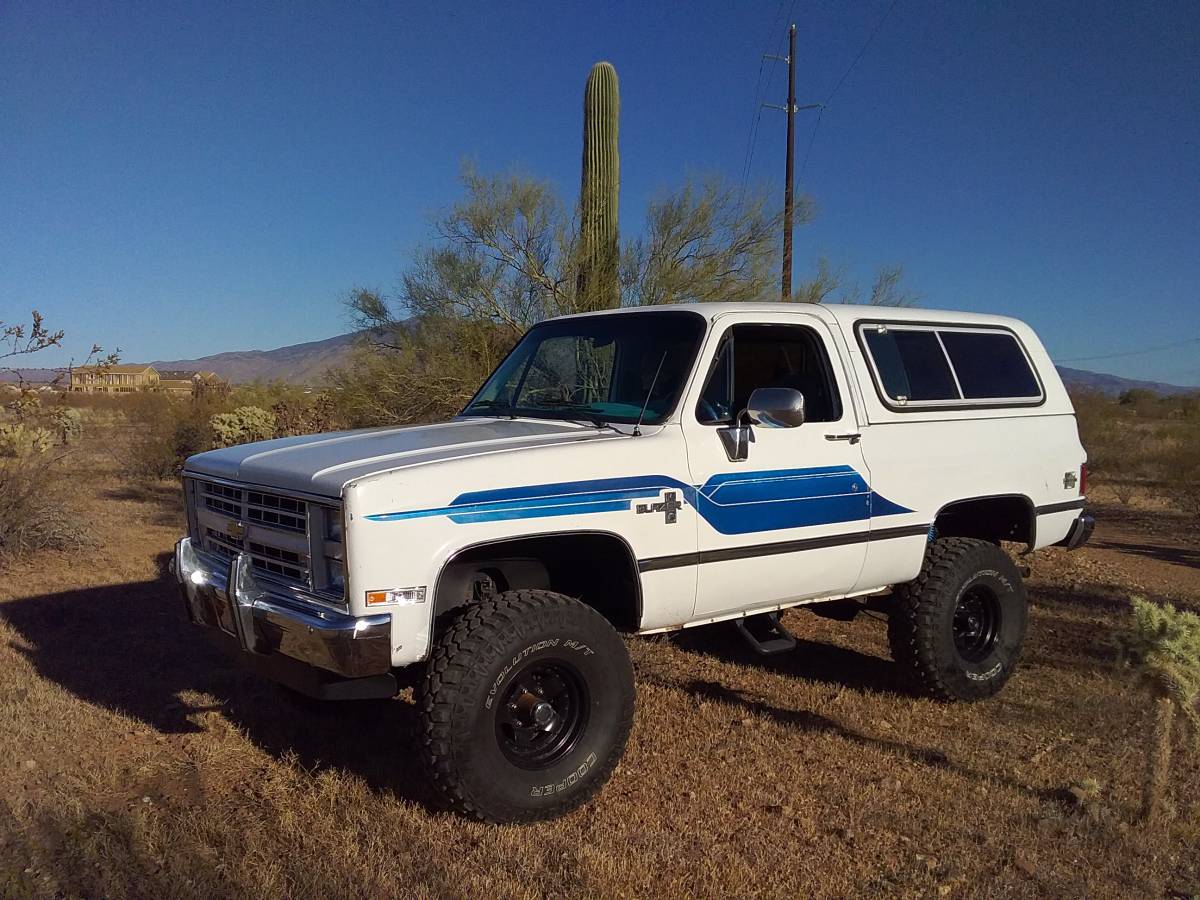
[461,310,707,426]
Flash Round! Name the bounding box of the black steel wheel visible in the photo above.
[495,660,589,769]
[888,537,1028,701]
[952,585,1002,663]
[419,589,635,823]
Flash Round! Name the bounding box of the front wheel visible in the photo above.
[418,589,635,823]
[887,537,1028,702]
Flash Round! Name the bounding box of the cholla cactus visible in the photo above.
[577,61,620,311]
[48,407,83,445]
[1118,597,1200,822]
[210,406,277,448]
[0,423,53,458]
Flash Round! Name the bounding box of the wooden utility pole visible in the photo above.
[782,23,797,300]
[764,25,820,300]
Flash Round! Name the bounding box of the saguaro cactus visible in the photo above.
[578,61,620,310]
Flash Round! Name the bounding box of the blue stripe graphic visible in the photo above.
[364,466,912,535]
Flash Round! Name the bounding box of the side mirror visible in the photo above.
[744,387,806,428]
[716,388,807,462]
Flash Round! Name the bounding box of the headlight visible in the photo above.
[325,509,344,542]
[326,558,345,594]
[175,538,204,585]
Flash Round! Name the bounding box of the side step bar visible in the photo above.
[733,612,797,657]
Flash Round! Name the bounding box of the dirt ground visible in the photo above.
[1,443,1198,899]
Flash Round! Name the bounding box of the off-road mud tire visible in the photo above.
[887,537,1028,702]
[418,589,635,823]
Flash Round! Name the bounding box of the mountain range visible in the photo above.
[151,331,362,385]
[5,333,1195,397]
[151,335,1200,397]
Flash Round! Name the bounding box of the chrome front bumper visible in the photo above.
[172,537,392,680]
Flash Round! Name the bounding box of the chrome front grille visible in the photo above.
[205,526,241,555]
[185,476,344,604]
[247,541,307,581]
[246,490,306,533]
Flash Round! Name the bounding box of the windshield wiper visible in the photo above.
[464,400,516,418]
[545,405,628,435]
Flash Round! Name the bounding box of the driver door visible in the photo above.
[683,313,870,618]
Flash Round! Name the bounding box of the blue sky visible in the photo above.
[3,1,1197,383]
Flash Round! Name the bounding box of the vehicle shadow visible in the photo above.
[667,617,923,698]
[1093,538,1200,570]
[0,558,439,811]
[636,672,1078,809]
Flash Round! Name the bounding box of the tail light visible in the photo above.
[1079,463,1087,496]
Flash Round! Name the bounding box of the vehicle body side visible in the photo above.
[329,303,1085,668]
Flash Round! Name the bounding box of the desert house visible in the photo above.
[70,365,228,397]
[158,370,229,398]
[70,364,160,393]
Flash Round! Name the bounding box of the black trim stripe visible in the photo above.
[1035,499,1087,515]
[637,523,931,573]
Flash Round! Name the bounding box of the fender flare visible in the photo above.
[932,493,1036,550]
[429,527,645,627]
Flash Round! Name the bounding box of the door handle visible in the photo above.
[824,432,861,444]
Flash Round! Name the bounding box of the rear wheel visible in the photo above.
[419,589,635,823]
[887,537,1028,701]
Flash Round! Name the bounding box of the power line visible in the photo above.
[798,106,823,183]
[736,0,789,212]
[1055,336,1200,364]
[793,1,898,188]
[823,0,900,105]
[737,0,800,214]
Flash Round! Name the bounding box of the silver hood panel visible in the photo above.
[183,417,612,497]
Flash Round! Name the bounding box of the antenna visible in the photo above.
[632,351,668,437]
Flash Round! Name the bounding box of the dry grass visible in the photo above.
[1,432,1199,898]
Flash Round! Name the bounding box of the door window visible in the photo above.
[696,324,842,424]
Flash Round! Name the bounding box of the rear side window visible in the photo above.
[861,329,959,401]
[859,323,1042,408]
[939,331,1040,399]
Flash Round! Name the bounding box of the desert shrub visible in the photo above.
[271,392,341,437]
[328,318,512,427]
[0,422,53,457]
[0,311,111,564]
[0,454,92,563]
[128,412,214,479]
[47,406,83,444]
[1112,480,1139,507]
[228,380,310,411]
[1070,389,1200,513]
[123,394,216,478]
[1166,430,1200,520]
[210,406,276,448]
[122,390,177,425]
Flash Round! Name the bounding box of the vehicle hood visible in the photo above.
[183,417,618,497]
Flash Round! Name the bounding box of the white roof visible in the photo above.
[560,301,1030,331]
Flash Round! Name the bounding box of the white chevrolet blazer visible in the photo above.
[174,302,1092,822]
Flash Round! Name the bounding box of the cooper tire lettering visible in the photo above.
[420,592,633,823]
[888,537,1028,702]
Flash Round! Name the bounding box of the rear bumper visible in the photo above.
[172,538,394,685]
[1057,512,1095,550]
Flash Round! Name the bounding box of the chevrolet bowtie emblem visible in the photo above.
[226,520,247,541]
